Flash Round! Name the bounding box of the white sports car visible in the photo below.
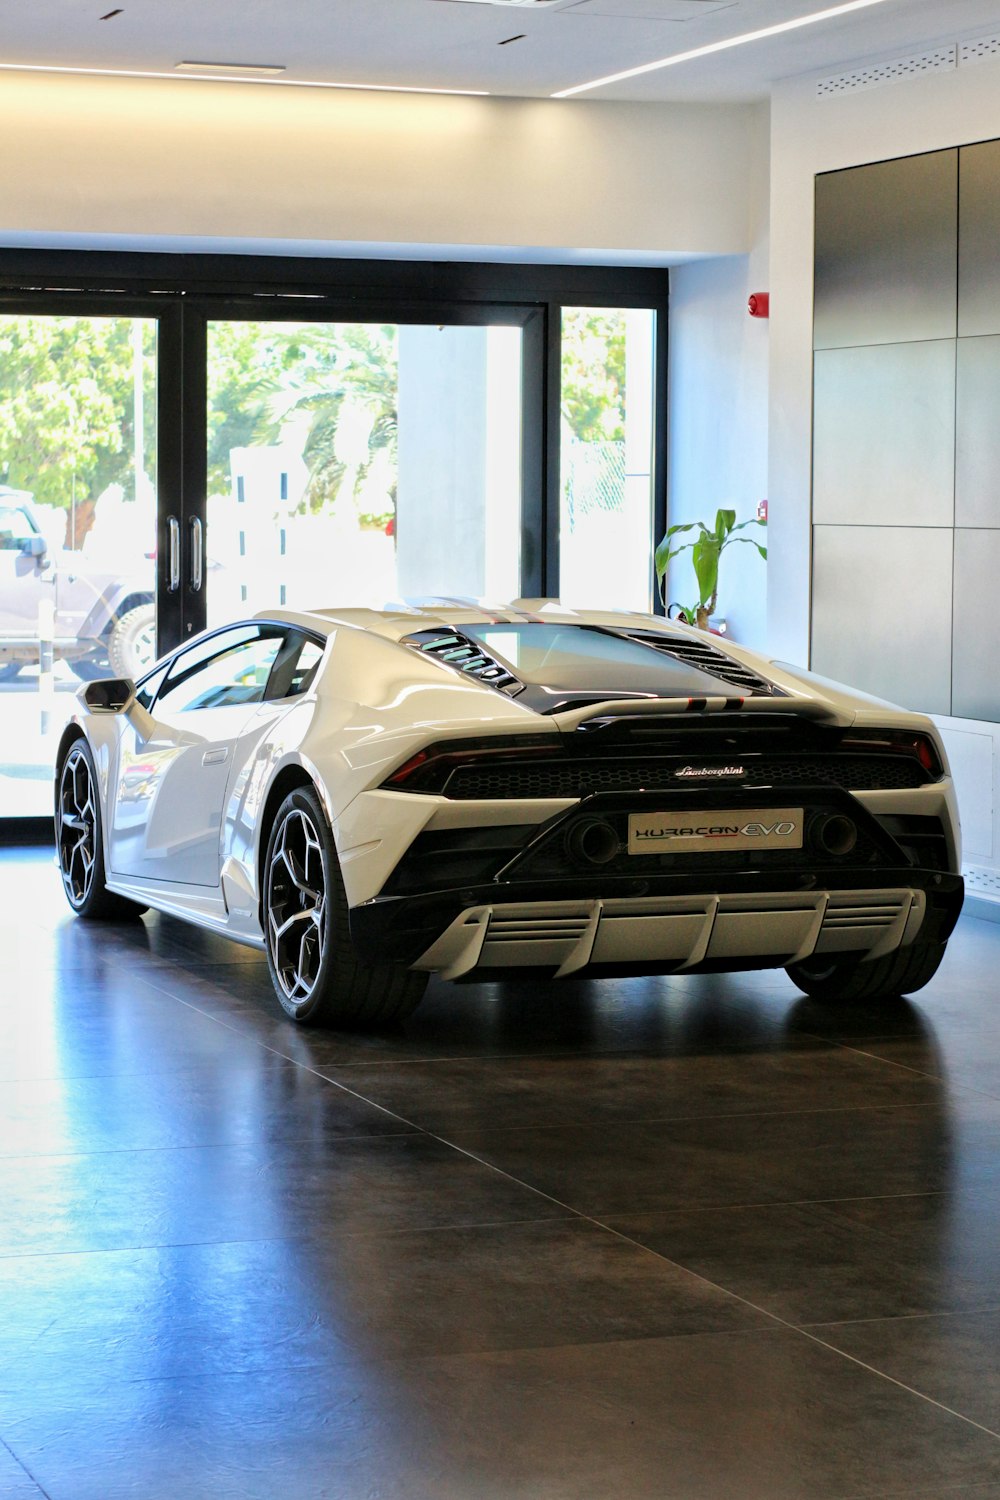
[54,602,964,1027]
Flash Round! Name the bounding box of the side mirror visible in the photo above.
[82,678,135,714]
[21,535,47,559]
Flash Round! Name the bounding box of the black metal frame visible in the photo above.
[0,248,669,656]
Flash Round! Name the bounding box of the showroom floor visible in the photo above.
[3,843,1000,1499]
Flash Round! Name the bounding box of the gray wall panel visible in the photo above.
[959,140,1000,337]
[811,526,953,717]
[814,152,957,351]
[813,341,956,527]
[956,335,1000,527]
[953,530,1000,721]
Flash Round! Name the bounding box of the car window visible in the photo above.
[0,505,35,550]
[134,663,169,712]
[155,626,285,714]
[264,632,325,701]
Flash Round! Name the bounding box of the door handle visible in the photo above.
[202,747,228,766]
[190,517,204,593]
[167,516,181,593]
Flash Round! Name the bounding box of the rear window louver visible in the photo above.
[625,631,783,697]
[402,630,522,694]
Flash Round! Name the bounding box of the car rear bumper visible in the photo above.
[349,869,964,980]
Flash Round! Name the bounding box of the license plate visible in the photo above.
[628,807,804,854]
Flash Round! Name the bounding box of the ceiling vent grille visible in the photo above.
[960,33,1000,66]
[817,45,956,97]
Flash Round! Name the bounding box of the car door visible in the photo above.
[108,623,287,887]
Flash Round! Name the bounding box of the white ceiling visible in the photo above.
[2,0,1000,102]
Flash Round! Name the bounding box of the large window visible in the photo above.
[0,313,157,817]
[205,320,522,625]
[558,307,657,612]
[0,253,666,821]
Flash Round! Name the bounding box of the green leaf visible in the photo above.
[715,508,736,542]
[691,533,720,605]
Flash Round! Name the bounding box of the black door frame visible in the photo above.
[0,249,669,655]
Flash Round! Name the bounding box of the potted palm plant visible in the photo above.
[654,507,766,632]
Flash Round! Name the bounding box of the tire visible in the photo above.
[786,941,946,1003]
[263,785,427,1029]
[108,603,156,679]
[55,738,148,920]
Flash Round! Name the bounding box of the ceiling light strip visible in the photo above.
[552,0,896,97]
[0,62,489,97]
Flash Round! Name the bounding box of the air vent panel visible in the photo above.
[817,45,956,97]
[403,630,523,694]
[624,632,782,697]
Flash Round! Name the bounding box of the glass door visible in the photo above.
[203,318,524,626]
[0,311,160,817]
[558,306,657,612]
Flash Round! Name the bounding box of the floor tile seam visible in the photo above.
[0,1435,52,1500]
[0,1326,797,1396]
[576,1216,1000,1446]
[0,1125,424,1164]
[136,979,449,1134]
[0,1213,578,1263]
[316,1041,822,1069]
[815,1032,1000,1092]
[819,1038,1000,1104]
[0,1057,330,1087]
[800,1303,1000,1332]
[414,1098,951,1140]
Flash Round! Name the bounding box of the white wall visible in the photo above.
[0,71,758,261]
[767,54,1000,889]
[666,103,770,647]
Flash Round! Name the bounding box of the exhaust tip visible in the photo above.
[814,813,858,858]
[566,818,620,866]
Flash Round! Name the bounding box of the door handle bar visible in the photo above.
[167,516,181,593]
[190,517,204,593]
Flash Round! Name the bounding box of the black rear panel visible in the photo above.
[384,715,940,799]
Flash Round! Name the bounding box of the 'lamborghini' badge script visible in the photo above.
[674,765,746,779]
[628,808,803,854]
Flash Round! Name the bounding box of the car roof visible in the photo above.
[254,601,691,644]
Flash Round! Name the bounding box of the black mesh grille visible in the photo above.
[442,753,929,800]
[624,632,782,696]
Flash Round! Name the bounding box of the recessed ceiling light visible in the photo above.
[552,0,897,97]
[175,61,287,76]
[0,61,489,96]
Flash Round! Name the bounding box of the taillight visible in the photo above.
[383,736,562,795]
[842,730,943,779]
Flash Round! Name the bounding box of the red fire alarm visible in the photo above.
[748,292,770,318]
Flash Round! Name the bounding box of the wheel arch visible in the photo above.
[54,720,86,776]
[255,763,324,925]
[79,587,153,642]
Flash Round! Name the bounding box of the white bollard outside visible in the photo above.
[37,597,55,738]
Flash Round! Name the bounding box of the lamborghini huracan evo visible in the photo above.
[54,601,963,1027]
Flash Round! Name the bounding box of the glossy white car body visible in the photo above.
[55,601,964,1018]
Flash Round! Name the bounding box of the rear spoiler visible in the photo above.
[550,695,854,733]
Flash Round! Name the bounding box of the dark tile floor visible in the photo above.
[3,843,1000,1498]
